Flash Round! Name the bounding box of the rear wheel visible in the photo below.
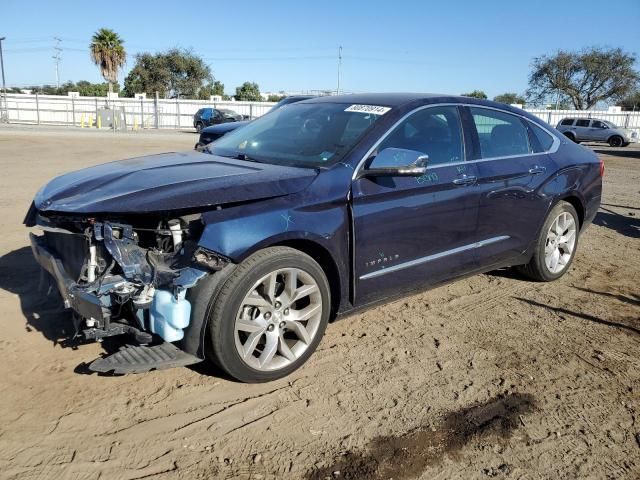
[206,247,330,383]
[517,201,579,282]
[608,135,623,147]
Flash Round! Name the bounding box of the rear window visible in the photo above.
[529,122,555,152]
[575,119,590,127]
[560,118,574,126]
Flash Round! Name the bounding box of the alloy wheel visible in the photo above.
[544,212,577,274]
[234,268,322,371]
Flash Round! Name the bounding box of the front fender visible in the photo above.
[198,195,347,262]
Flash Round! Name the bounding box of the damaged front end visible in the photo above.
[26,206,228,373]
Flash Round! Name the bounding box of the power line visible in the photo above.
[52,37,62,88]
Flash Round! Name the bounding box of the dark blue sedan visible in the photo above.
[25,93,602,382]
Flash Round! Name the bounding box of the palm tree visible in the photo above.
[89,28,126,94]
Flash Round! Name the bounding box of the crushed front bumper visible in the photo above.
[29,233,107,321]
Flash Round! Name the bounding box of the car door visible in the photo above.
[465,106,558,268]
[351,105,481,305]
[590,120,609,142]
[574,118,591,141]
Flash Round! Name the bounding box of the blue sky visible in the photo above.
[2,0,639,98]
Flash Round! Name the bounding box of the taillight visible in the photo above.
[599,158,605,177]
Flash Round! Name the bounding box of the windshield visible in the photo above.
[207,103,385,167]
[268,96,312,113]
[605,121,619,128]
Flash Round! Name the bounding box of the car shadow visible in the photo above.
[601,203,640,211]
[573,286,640,307]
[0,246,79,347]
[515,297,640,336]
[593,209,640,239]
[592,147,640,159]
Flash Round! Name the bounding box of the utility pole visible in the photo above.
[0,37,6,122]
[336,45,342,95]
[53,37,62,89]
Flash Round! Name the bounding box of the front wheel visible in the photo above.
[608,136,623,147]
[206,247,330,382]
[517,201,579,282]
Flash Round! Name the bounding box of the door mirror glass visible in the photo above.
[363,148,428,177]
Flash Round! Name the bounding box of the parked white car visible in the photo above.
[556,118,638,147]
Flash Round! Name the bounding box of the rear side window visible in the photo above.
[575,119,590,127]
[560,118,574,126]
[528,122,555,152]
[469,107,530,158]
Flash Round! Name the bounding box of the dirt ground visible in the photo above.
[0,126,638,480]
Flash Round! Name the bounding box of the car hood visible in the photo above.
[34,151,317,214]
[202,120,250,134]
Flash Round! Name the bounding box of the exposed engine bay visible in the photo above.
[27,207,229,349]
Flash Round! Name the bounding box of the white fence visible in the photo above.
[0,93,276,129]
[1,93,639,131]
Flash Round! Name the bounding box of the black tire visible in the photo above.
[205,247,330,383]
[608,136,623,147]
[517,201,580,282]
[563,132,577,143]
[195,122,203,133]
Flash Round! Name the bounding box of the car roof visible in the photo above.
[303,93,446,107]
[301,92,525,110]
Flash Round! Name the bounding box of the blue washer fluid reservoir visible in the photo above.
[149,289,191,342]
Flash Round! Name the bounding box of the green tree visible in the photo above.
[619,90,640,111]
[493,92,526,106]
[461,90,488,99]
[123,49,212,98]
[212,80,225,97]
[89,28,126,94]
[28,81,120,96]
[527,47,639,109]
[235,82,262,101]
[267,94,286,102]
[75,80,119,96]
[197,80,227,100]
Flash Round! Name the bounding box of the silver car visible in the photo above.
[556,118,638,147]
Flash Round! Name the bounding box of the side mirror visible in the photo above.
[362,148,429,177]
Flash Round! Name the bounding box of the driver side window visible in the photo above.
[377,106,464,166]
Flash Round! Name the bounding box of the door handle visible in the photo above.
[452,175,477,185]
[528,166,546,175]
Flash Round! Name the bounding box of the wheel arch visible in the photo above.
[272,238,342,320]
[558,193,585,228]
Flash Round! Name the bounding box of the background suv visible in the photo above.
[556,117,638,147]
